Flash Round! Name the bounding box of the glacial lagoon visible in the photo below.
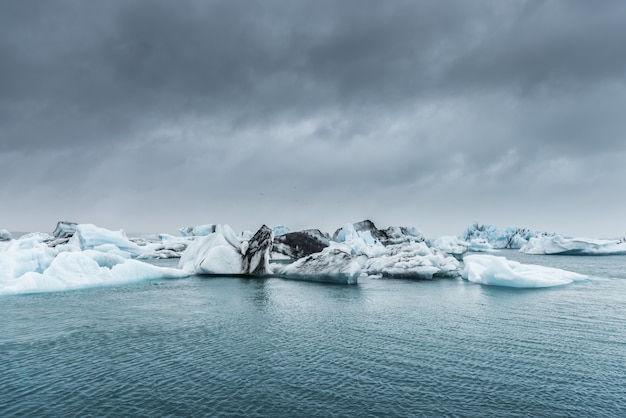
[2,252,625,417]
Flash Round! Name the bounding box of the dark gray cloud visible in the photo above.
[1,0,625,237]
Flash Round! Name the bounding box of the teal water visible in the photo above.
[1,252,625,417]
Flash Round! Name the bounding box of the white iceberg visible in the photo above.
[365,242,460,279]
[520,235,626,255]
[275,246,361,284]
[431,235,469,256]
[178,224,244,275]
[333,220,425,246]
[0,229,12,241]
[272,225,291,237]
[333,223,387,258]
[178,224,216,237]
[178,224,274,276]
[67,224,142,257]
[462,254,587,288]
[461,222,548,249]
[0,250,188,296]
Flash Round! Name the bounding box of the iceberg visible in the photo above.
[0,229,12,241]
[461,222,549,249]
[333,220,425,246]
[179,224,275,276]
[275,246,361,284]
[272,229,330,260]
[332,223,387,258]
[178,224,216,237]
[462,254,587,288]
[66,224,143,257]
[364,242,460,279]
[519,235,626,255]
[178,224,244,275]
[242,225,274,276]
[272,225,292,237]
[431,235,469,256]
[0,250,188,296]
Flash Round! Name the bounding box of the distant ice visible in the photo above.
[461,222,549,249]
[462,254,587,288]
[520,235,626,255]
[0,229,12,241]
[272,225,291,237]
[178,224,216,237]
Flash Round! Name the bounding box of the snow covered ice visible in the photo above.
[462,254,587,288]
[519,235,626,255]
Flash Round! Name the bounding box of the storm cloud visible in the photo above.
[2,0,625,237]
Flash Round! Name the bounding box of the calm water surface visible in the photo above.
[1,252,625,417]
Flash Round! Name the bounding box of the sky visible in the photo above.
[1,0,625,238]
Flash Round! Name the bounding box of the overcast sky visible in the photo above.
[1,0,625,238]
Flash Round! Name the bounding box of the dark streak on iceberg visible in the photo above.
[243,225,274,276]
[273,229,330,259]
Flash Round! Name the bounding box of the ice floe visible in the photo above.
[462,254,587,288]
[461,222,550,249]
[0,229,12,241]
[520,235,626,255]
[275,246,362,284]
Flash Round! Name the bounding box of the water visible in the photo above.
[1,252,625,417]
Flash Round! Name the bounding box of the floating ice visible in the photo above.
[333,220,424,246]
[179,224,274,275]
[275,246,361,284]
[431,235,469,256]
[0,229,12,241]
[333,223,386,258]
[462,254,587,288]
[178,224,244,275]
[272,225,291,237]
[365,242,460,279]
[67,224,142,257]
[520,235,626,255]
[272,229,330,259]
[0,250,187,295]
[461,222,548,249]
[178,224,216,237]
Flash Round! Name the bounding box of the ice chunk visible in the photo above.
[333,220,425,246]
[333,223,386,258]
[178,224,243,275]
[431,235,469,256]
[272,229,330,259]
[178,224,273,275]
[461,222,549,249]
[0,229,12,241]
[365,242,460,279]
[272,225,291,237]
[462,254,587,288]
[0,250,188,295]
[178,224,216,237]
[520,235,626,255]
[275,246,361,284]
[68,224,142,257]
[242,225,274,276]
